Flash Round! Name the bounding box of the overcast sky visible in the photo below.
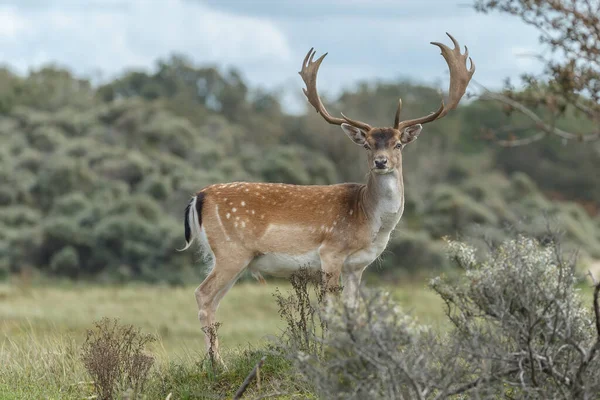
[0,0,544,111]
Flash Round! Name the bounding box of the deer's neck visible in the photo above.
[361,168,405,235]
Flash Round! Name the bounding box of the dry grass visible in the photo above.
[0,279,445,399]
[0,279,445,355]
[0,281,286,357]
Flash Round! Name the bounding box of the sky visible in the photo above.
[0,0,545,112]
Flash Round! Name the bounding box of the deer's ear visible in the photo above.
[400,124,422,145]
[341,123,368,146]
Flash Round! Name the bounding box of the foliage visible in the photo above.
[0,282,331,399]
[474,0,600,146]
[2,234,599,399]
[274,269,341,355]
[280,234,600,399]
[81,318,156,400]
[0,48,599,282]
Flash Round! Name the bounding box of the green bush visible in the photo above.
[50,246,80,277]
[27,125,66,152]
[0,57,599,283]
[281,235,600,399]
[379,229,449,274]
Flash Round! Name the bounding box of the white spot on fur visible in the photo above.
[241,221,246,228]
[241,201,246,206]
[226,213,231,219]
[349,210,354,215]
[232,208,237,212]
[251,210,255,214]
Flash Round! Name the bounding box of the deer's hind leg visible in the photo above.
[194,249,252,365]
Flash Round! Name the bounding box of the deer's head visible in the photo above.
[299,33,475,175]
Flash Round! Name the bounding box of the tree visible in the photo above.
[474,0,600,146]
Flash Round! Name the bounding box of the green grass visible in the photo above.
[0,279,445,399]
[1,277,596,399]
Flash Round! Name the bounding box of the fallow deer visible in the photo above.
[181,33,475,360]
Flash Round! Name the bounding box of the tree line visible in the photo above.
[0,50,599,282]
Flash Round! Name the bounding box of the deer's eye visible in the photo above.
[363,144,370,150]
[394,143,403,149]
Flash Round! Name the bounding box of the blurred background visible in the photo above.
[1,0,599,368]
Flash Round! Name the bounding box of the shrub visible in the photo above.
[50,192,89,217]
[0,206,40,228]
[32,157,96,209]
[430,235,600,398]
[139,174,171,201]
[27,125,66,152]
[279,234,600,399]
[274,269,338,356]
[49,246,80,277]
[424,184,499,237]
[81,318,156,400]
[96,151,152,187]
[380,229,449,274]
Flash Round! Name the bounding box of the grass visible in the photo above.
[0,278,445,399]
[0,278,445,354]
[1,276,596,399]
[1,281,283,357]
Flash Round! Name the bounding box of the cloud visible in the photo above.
[0,0,292,79]
[0,0,546,113]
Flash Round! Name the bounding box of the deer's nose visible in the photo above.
[374,157,388,169]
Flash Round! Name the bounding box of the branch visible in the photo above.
[473,81,600,146]
[587,280,600,364]
[234,356,267,400]
[594,279,600,339]
[573,277,600,389]
[439,368,520,398]
[252,392,291,400]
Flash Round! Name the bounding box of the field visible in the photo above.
[0,278,445,399]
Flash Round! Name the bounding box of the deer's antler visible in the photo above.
[395,33,475,131]
[299,48,372,132]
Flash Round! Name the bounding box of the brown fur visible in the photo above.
[186,31,475,362]
[200,182,368,256]
[187,127,414,363]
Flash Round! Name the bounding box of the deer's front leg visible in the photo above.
[318,246,345,299]
[341,267,367,311]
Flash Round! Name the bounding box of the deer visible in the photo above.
[181,33,475,362]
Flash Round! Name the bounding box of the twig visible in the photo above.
[473,80,600,146]
[438,368,520,398]
[593,279,600,339]
[574,277,600,388]
[234,356,267,399]
[587,269,598,286]
[252,392,291,400]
